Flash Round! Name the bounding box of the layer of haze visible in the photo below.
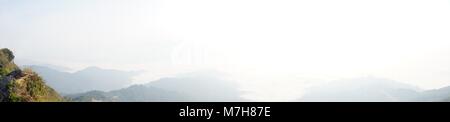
[1,0,450,101]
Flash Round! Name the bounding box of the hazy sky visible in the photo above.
[1,0,450,101]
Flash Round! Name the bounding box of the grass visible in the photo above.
[6,68,64,102]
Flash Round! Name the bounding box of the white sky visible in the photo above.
[1,0,450,101]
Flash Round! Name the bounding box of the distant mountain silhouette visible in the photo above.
[67,70,245,102]
[145,71,245,102]
[28,65,141,94]
[298,77,421,102]
[414,86,450,102]
[66,85,187,102]
[16,59,72,72]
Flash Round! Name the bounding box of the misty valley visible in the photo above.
[2,48,450,102]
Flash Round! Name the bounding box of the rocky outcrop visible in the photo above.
[0,48,63,102]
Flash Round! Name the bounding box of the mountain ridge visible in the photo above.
[66,70,245,102]
[298,77,422,102]
[28,65,141,94]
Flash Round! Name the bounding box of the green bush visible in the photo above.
[0,68,9,76]
[0,48,14,62]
